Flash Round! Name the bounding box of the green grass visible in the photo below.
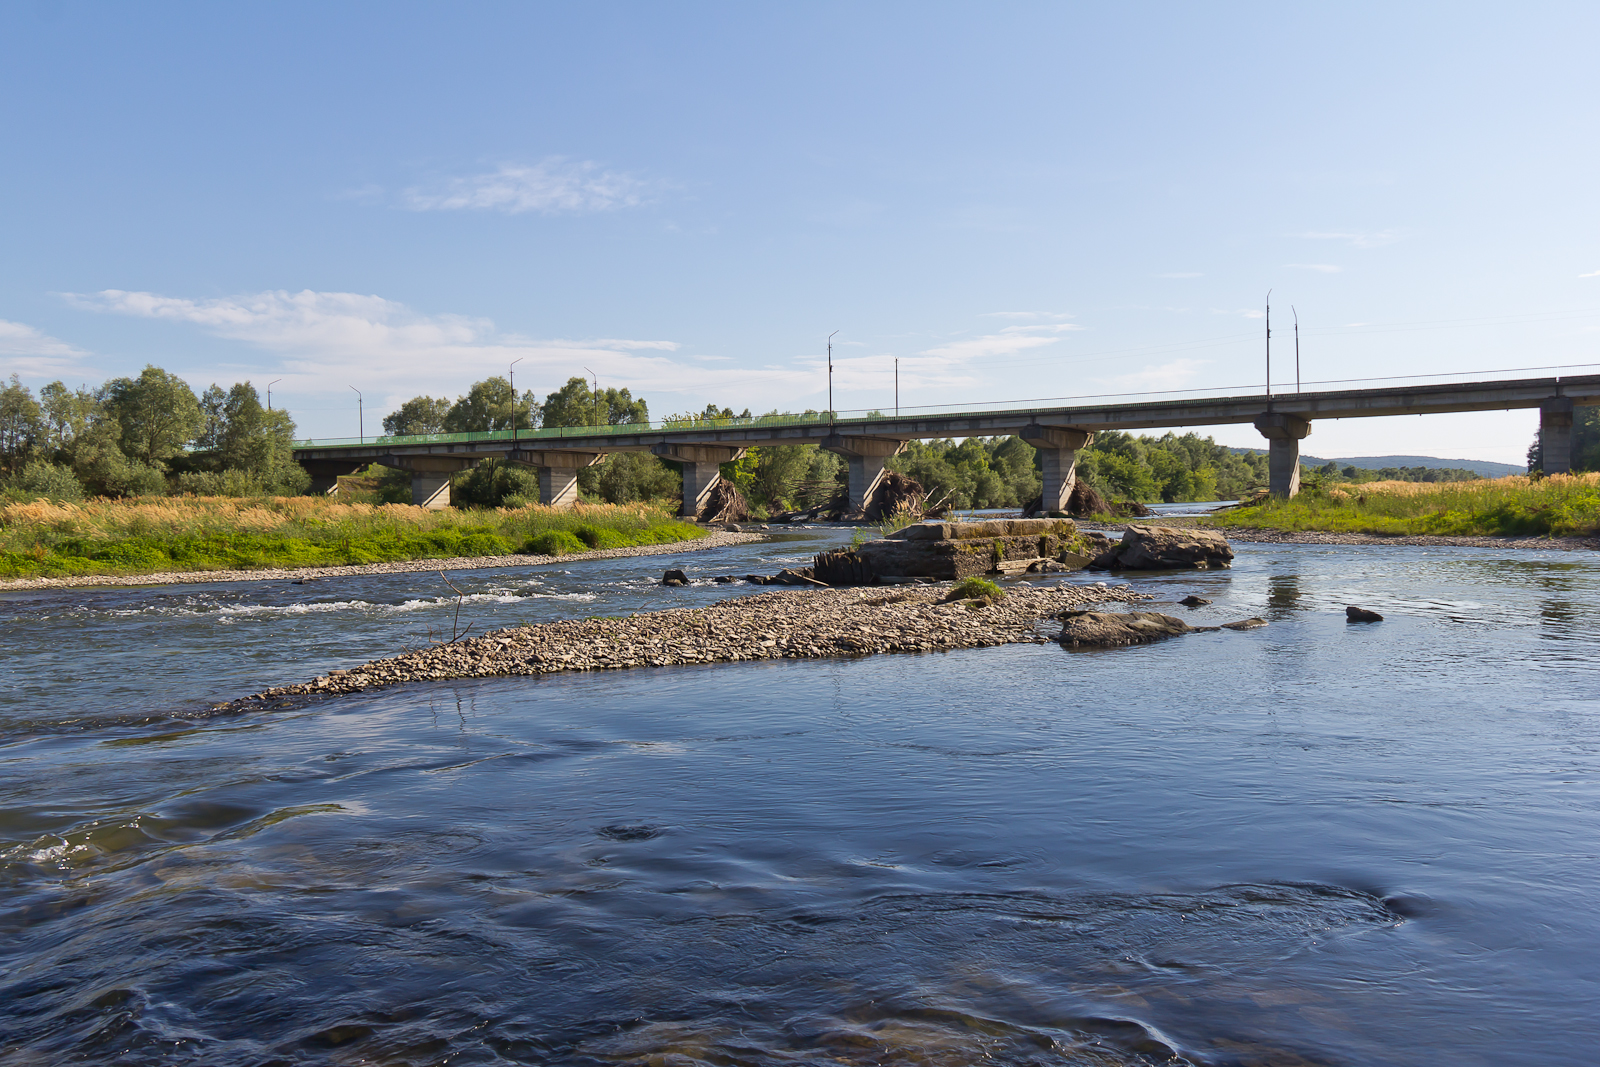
[0,496,707,578]
[1208,474,1600,538]
[945,576,1006,604]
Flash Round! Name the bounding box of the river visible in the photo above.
[2,527,1597,1065]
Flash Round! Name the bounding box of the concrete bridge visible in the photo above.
[293,374,1600,513]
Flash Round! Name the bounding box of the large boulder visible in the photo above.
[1088,524,1233,571]
[1058,610,1194,647]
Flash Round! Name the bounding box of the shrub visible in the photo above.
[7,461,85,502]
[945,576,1005,604]
[521,530,588,556]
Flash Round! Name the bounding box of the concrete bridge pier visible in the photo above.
[1540,398,1574,474]
[377,455,477,509]
[822,435,906,514]
[507,450,605,506]
[651,444,748,518]
[302,459,368,496]
[1020,424,1093,513]
[1253,413,1313,497]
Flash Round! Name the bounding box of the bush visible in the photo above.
[453,460,540,508]
[945,576,1005,605]
[6,461,84,502]
[522,530,588,556]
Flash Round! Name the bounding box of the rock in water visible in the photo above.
[1220,617,1267,630]
[662,569,689,586]
[1346,606,1384,622]
[1058,610,1194,647]
[1179,595,1212,607]
[1088,524,1234,571]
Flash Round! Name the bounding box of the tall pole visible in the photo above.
[509,357,523,445]
[349,385,363,443]
[1265,290,1272,403]
[585,366,599,426]
[1292,306,1300,393]
[827,330,838,421]
[267,378,281,411]
[895,357,899,417]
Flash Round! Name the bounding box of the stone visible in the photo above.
[1088,525,1234,571]
[1179,595,1212,607]
[1220,617,1267,630]
[1057,550,1093,570]
[721,522,743,532]
[714,575,737,584]
[1346,606,1384,622]
[1057,610,1194,647]
[662,569,689,586]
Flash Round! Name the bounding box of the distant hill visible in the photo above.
[1226,448,1524,478]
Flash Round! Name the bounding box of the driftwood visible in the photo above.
[1023,481,1154,519]
[699,480,750,523]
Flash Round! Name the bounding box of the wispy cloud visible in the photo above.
[980,311,1075,321]
[0,318,94,378]
[1154,272,1203,279]
[1580,269,1600,278]
[401,158,655,215]
[1295,230,1399,249]
[1094,358,1210,394]
[66,289,717,414]
[917,323,1083,363]
[1284,263,1343,273]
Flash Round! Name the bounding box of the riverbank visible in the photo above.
[0,496,710,583]
[0,530,768,591]
[1079,514,1600,551]
[230,582,1149,704]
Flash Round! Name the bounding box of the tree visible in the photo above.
[0,375,45,473]
[101,365,203,467]
[1529,405,1599,472]
[39,381,99,455]
[383,396,454,437]
[542,377,648,428]
[442,377,539,433]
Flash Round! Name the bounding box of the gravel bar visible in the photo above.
[1079,517,1599,551]
[232,582,1150,705]
[0,531,768,592]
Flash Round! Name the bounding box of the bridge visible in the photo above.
[293,374,1600,514]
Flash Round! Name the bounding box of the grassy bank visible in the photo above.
[0,497,706,579]
[1209,474,1600,538]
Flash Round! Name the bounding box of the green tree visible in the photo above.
[38,381,99,456]
[101,365,203,468]
[383,395,454,436]
[542,377,649,428]
[443,377,539,433]
[0,375,45,473]
[595,451,681,503]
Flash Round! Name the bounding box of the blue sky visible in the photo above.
[2,2,1597,464]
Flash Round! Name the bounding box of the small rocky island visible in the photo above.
[233,582,1151,704]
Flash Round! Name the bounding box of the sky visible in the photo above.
[2,2,1597,465]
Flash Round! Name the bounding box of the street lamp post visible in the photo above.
[584,367,599,426]
[1264,290,1273,405]
[894,358,898,417]
[509,357,523,445]
[267,379,281,411]
[827,330,838,421]
[349,385,363,443]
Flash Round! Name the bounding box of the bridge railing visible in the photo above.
[292,410,863,449]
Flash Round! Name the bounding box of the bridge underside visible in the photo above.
[294,375,1600,509]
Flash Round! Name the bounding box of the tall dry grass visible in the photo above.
[1211,473,1600,537]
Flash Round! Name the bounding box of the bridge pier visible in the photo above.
[1020,425,1093,513]
[1540,398,1574,474]
[377,455,478,509]
[651,444,748,518]
[1253,413,1313,498]
[507,450,605,507]
[822,435,906,515]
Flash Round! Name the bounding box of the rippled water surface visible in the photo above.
[3,529,1598,1065]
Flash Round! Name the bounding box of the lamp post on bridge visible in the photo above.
[349,385,363,444]
[1292,306,1301,393]
[1265,290,1273,406]
[585,367,599,427]
[827,330,838,422]
[267,379,281,411]
[509,357,523,446]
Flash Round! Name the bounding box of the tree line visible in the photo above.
[1,369,304,501]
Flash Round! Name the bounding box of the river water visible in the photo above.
[2,528,1597,1065]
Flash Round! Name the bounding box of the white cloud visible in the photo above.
[980,311,1074,320]
[1093,358,1210,395]
[1295,230,1399,249]
[915,323,1083,364]
[66,289,730,419]
[0,318,94,378]
[1580,269,1600,278]
[1284,263,1343,273]
[402,158,654,214]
